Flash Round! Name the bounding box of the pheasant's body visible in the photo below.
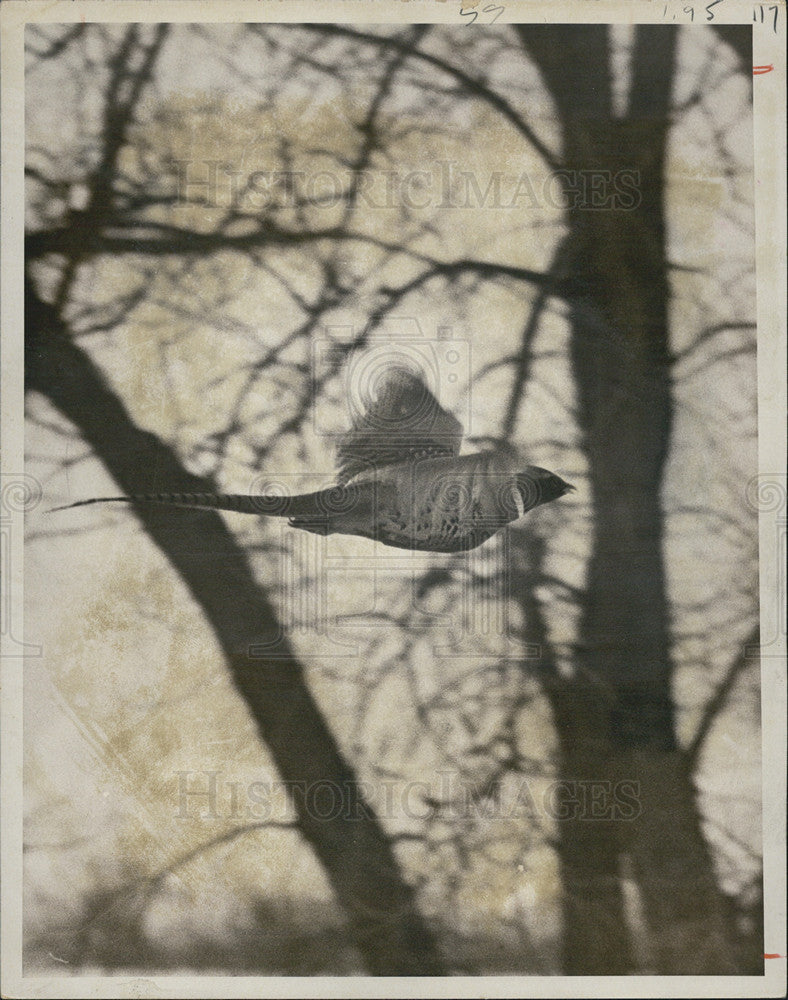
[293,451,533,552]
[53,368,573,552]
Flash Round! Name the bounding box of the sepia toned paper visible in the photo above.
[2,0,785,997]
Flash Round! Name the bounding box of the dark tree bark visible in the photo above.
[518,25,742,974]
[25,278,445,976]
[512,535,635,974]
[712,24,754,77]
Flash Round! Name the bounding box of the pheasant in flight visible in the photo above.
[53,368,573,552]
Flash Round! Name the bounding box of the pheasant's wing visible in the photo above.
[335,367,463,484]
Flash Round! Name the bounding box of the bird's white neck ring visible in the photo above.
[512,483,525,519]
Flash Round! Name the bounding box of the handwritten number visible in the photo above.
[753,4,781,32]
[662,1,779,31]
[460,3,504,24]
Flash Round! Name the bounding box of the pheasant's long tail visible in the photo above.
[48,490,351,517]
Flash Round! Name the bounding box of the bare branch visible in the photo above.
[687,624,760,767]
[297,24,561,171]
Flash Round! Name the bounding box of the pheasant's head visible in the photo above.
[514,467,575,514]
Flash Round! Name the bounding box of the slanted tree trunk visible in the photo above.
[25,278,445,976]
[519,25,741,973]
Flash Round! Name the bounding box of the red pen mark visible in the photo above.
[753,65,774,74]
[764,953,784,958]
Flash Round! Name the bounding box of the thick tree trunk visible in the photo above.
[519,25,741,973]
[25,278,445,976]
[628,750,742,973]
[546,681,636,973]
[513,540,634,973]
